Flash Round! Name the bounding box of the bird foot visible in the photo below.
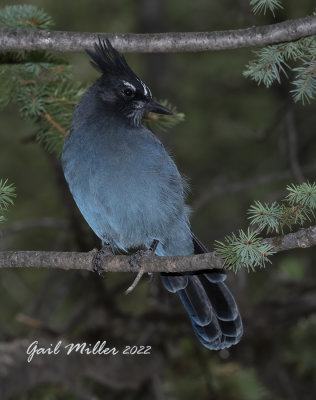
[92,244,113,277]
[128,239,159,271]
[129,248,153,271]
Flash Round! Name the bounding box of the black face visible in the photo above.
[87,39,172,127]
[98,75,153,126]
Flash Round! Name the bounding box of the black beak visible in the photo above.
[146,100,173,115]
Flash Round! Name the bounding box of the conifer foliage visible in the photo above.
[0,5,84,155]
[0,5,184,156]
[245,0,316,103]
[0,179,15,224]
[250,0,283,16]
[215,183,316,271]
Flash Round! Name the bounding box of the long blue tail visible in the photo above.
[161,235,243,350]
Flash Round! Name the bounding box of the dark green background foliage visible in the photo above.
[0,1,315,399]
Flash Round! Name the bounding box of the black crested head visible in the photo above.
[85,39,172,127]
[86,39,137,80]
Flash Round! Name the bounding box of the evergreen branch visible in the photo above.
[0,4,184,154]
[215,228,274,272]
[248,201,285,233]
[0,56,83,154]
[244,35,316,102]
[291,58,316,104]
[248,182,316,233]
[286,182,316,211]
[215,182,316,270]
[0,225,315,272]
[0,16,315,53]
[250,0,283,17]
[0,5,54,30]
[0,179,16,223]
[243,44,290,87]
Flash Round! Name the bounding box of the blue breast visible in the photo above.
[62,114,191,253]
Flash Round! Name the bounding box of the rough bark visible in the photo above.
[0,16,315,53]
[0,226,315,273]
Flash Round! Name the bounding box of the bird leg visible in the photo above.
[92,243,113,277]
[125,240,159,294]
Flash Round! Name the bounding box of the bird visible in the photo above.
[61,39,243,350]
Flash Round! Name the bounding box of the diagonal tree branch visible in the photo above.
[0,16,315,53]
[0,226,315,273]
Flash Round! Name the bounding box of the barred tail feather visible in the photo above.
[161,235,243,350]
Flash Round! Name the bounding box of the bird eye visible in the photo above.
[123,88,134,97]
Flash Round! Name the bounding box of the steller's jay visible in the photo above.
[62,40,243,350]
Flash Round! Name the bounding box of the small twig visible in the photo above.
[48,97,77,105]
[42,112,68,137]
[125,267,145,295]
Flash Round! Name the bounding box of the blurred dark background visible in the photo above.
[0,0,315,399]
